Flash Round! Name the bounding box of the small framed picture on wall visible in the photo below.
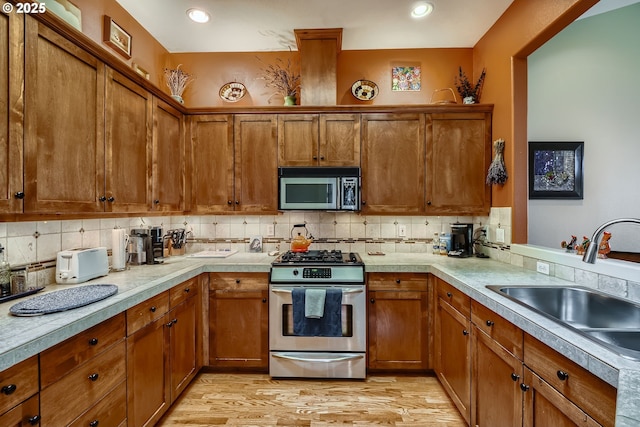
[528,141,584,199]
[103,16,132,58]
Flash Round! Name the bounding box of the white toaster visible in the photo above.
[56,247,109,284]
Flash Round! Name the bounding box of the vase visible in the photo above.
[171,95,184,104]
[284,95,296,106]
[463,96,475,104]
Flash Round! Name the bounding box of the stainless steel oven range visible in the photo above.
[269,250,366,379]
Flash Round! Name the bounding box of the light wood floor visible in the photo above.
[157,373,466,427]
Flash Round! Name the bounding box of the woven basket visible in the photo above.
[430,88,458,104]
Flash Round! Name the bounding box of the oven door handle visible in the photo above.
[272,353,365,363]
[270,288,363,294]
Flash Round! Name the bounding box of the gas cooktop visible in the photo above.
[273,250,363,266]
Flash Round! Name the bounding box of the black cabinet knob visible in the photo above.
[107,196,115,203]
[427,200,432,205]
[154,199,160,205]
[99,196,107,202]
[14,191,25,199]
[520,383,530,392]
[236,279,241,284]
[462,329,469,336]
[184,288,190,293]
[511,373,520,382]
[1,384,17,395]
[262,298,267,303]
[88,373,99,381]
[395,279,401,284]
[370,298,375,304]
[446,292,452,298]
[557,370,569,381]
[166,320,174,327]
[150,306,156,312]
[486,320,494,327]
[235,200,239,204]
[227,200,232,205]
[320,156,325,160]
[89,420,99,427]
[88,337,99,346]
[28,415,41,425]
[361,200,366,205]
[313,156,318,160]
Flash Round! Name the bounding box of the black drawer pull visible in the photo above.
[90,420,99,427]
[446,292,452,298]
[150,306,156,312]
[511,373,520,382]
[486,320,494,327]
[236,279,241,284]
[395,279,401,284]
[557,370,569,381]
[520,383,530,392]
[1,384,17,395]
[88,373,99,382]
[28,415,41,425]
[88,337,99,346]
[14,191,25,199]
[184,287,190,293]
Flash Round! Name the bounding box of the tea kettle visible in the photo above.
[290,224,314,252]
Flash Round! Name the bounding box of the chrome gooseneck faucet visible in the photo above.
[582,218,640,264]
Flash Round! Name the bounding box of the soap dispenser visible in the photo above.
[0,244,10,297]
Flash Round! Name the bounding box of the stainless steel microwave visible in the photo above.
[278,167,360,211]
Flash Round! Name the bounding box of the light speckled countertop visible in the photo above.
[1,252,638,425]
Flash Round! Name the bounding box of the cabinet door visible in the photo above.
[425,113,491,215]
[319,113,361,166]
[169,295,197,402]
[0,10,23,213]
[367,289,429,370]
[234,114,278,212]
[209,289,269,369]
[472,325,523,427]
[126,314,171,427]
[152,97,184,212]
[0,395,40,427]
[105,67,152,212]
[277,114,319,166]
[435,297,471,424]
[523,368,602,427]
[23,18,105,213]
[361,113,425,214]
[189,114,234,213]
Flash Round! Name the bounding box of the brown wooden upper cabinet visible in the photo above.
[361,113,425,214]
[151,98,184,212]
[0,11,24,214]
[23,17,106,213]
[277,113,360,166]
[425,112,492,216]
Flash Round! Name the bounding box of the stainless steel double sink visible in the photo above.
[487,285,640,360]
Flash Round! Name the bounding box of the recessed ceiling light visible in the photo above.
[187,8,210,24]
[411,2,434,18]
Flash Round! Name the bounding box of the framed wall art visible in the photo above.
[528,141,584,199]
[103,16,131,58]
[391,66,421,91]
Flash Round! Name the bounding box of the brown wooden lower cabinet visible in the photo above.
[0,394,40,427]
[0,356,39,425]
[209,272,269,370]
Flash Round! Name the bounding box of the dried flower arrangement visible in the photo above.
[258,57,300,98]
[163,64,195,98]
[455,66,486,103]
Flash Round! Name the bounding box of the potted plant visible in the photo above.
[259,57,300,105]
[454,66,486,104]
[163,64,195,104]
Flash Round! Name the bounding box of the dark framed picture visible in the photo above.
[529,141,584,199]
[103,16,131,59]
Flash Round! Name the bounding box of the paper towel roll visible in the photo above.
[112,229,128,271]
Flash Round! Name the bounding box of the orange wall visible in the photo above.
[473,0,599,243]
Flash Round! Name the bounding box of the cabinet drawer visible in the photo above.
[209,272,268,291]
[367,272,427,291]
[0,394,39,426]
[523,334,616,427]
[435,277,470,318]
[40,341,126,427]
[0,355,38,416]
[41,313,126,388]
[68,380,126,427]
[127,291,170,335]
[170,276,199,308]
[471,301,523,359]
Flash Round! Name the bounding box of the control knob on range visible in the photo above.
[293,269,299,276]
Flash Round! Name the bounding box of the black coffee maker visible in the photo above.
[450,223,474,257]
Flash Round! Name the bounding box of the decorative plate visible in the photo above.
[351,80,379,101]
[219,82,246,102]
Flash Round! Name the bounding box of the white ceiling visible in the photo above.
[114,0,639,53]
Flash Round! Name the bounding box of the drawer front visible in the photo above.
[471,301,523,359]
[40,313,126,388]
[127,291,170,335]
[0,394,39,426]
[367,272,427,291]
[523,334,616,427]
[435,277,470,318]
[209,272,268,291]
[0,355,39,416]
[68,381,127,427]
[170,276,199,308]
[40,341,127,427]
